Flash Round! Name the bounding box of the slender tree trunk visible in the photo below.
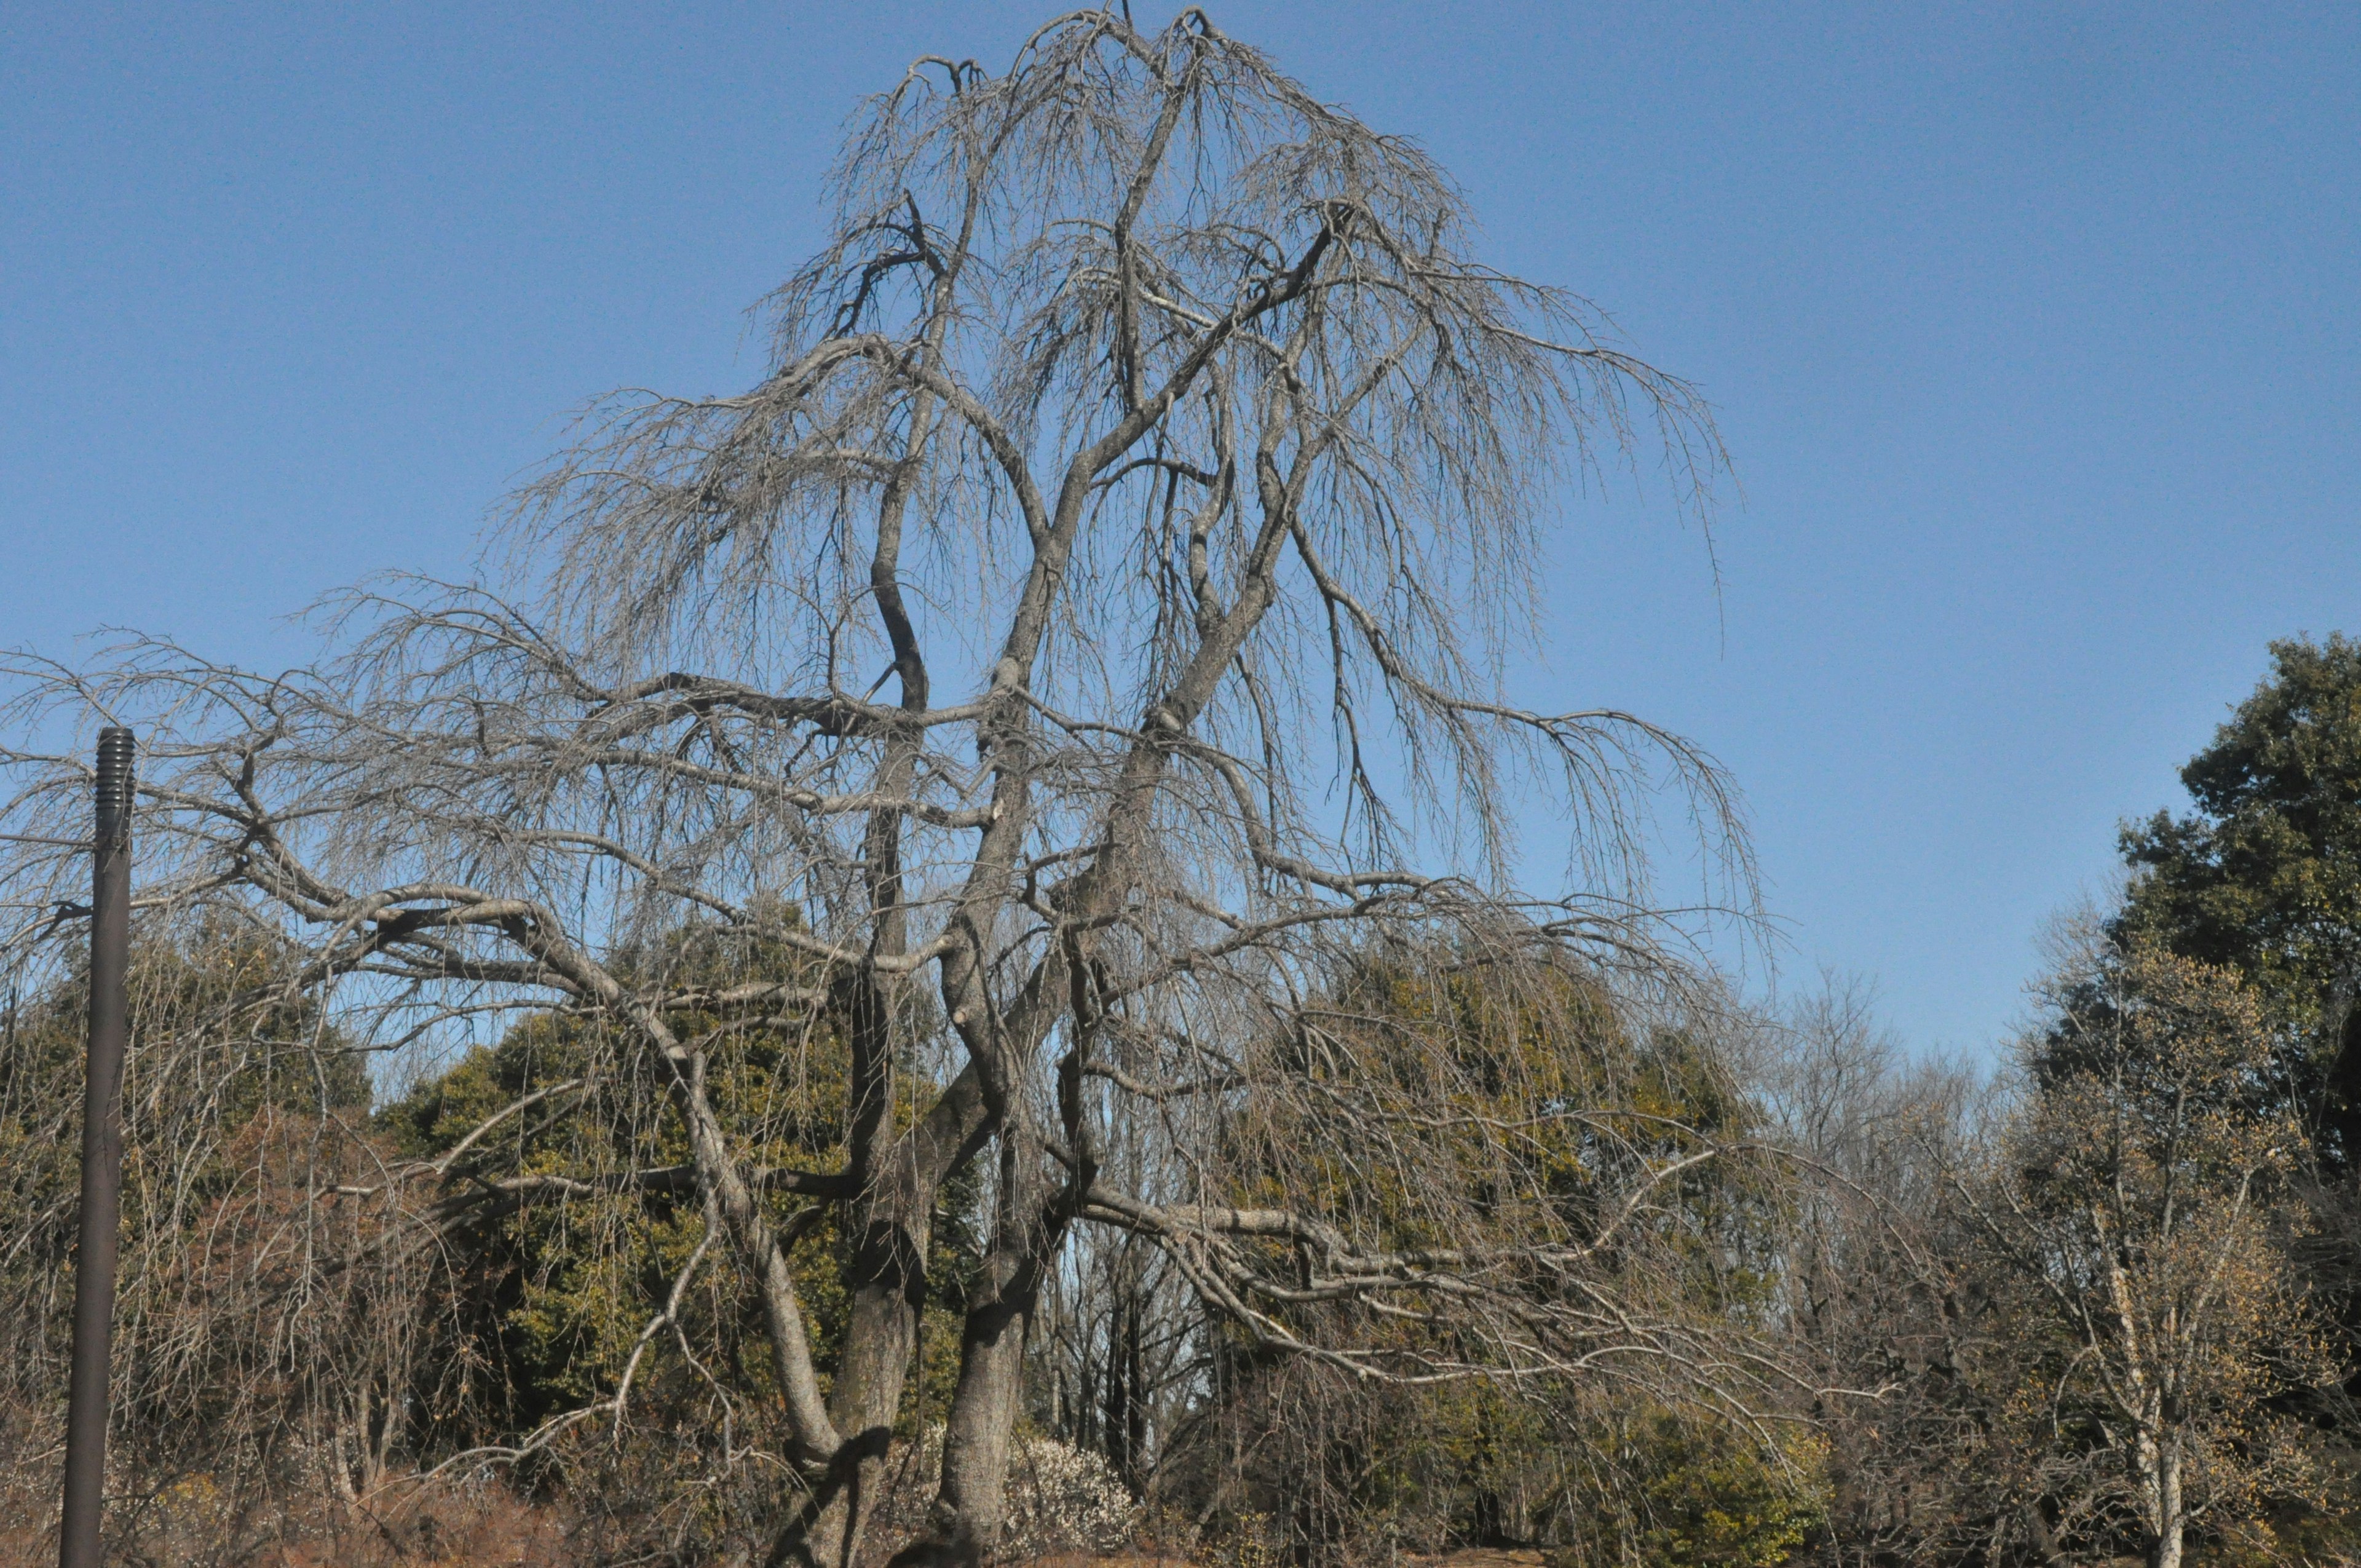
[328,1414,362,1504]
[2151,1440,2185,1568]
[1085,1237,1150,1489]
[796,365,944,1566]
[1104,1280,1143,1485]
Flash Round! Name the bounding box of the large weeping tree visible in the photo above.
[1,10,1764,1565]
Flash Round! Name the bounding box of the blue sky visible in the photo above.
[5,3,2357,1059]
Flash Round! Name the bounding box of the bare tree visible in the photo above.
[1767,980,2046,1568]
[0,922,448,1558]
[1,10,1757,1564]
[1952,935,2340,1568]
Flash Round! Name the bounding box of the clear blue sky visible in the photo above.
[6,3,2357,1059]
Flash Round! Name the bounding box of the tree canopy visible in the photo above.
[0,10,1760,1566]
[2119,634,2361,1168]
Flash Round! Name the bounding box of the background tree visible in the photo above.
[0,924,430,1554]
[2108,632,2361,1510]
[0,9,1754,1566]
[1163,950,1815,1566]
[1953,936,2338,1568]
[371,919,981,1526]
[2118,633,2361,1174]
[1769,981,2033,1568]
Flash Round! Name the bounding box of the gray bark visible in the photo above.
[0,9,1747,1560]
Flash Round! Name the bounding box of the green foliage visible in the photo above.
[382,921,976,1455]
[386,1018,769,1431]
[1198,948,1808,1562]
[2102,634,2361,1561]
[1246,952,1782,1313]
[2118,633,2361,1166]
[1616,1414,1825,1568]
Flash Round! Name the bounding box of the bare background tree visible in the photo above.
[1776,939,2352,1568]
[1953,935,2339,1568]
[0,9,1771,1566]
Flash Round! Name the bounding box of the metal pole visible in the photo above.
[60,727,132,1568]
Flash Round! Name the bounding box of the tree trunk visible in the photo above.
[2017,1502,2068,1566]
[793,1190,930,1568]
[1104,1281,1144,1486]
[797,976,933,1568]
[2151,1441,2185,1568]
[896,1289,1032,1568]
[773,1062,993,1568]
[888,1137,1056,1568]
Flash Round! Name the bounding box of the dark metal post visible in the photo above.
[60,727,132,1568]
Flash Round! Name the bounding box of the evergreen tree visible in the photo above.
[2118,634,2361,1170]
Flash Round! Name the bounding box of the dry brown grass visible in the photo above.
[0,1517,1564,1568]
[0,1474,572,1568]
